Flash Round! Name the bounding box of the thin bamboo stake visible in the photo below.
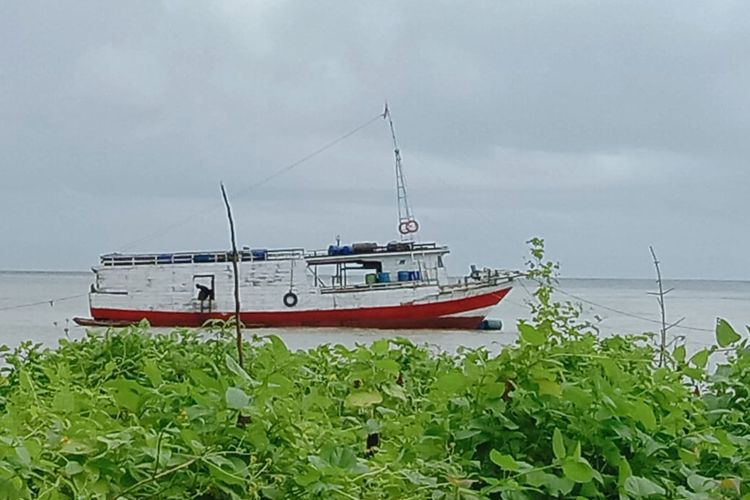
[649,246,668,367]
[220,182,243,367]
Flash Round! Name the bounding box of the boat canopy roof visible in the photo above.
[99,242,448,267]
[305,242,448,266]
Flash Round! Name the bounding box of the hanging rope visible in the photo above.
[118,112,386,252]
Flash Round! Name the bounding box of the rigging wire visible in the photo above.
[118,112,386,252]
[0,294,87,313]
[0,112,387,315]
[517,278,713,333]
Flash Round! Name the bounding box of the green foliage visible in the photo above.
[0,242,748,498]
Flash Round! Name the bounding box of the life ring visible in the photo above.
[398,219,420,234]
[283,292,298,307]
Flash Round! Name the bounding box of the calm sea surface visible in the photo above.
[0,271,747,355]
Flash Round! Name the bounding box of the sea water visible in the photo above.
[0,271,747,355]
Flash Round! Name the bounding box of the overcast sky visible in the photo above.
[1,1,748,279]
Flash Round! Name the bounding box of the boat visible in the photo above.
[74,107,518,329]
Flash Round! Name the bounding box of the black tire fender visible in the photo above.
[283,292,298,307]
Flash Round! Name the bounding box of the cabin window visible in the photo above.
[398,259,406,265]
[437,256,444,268]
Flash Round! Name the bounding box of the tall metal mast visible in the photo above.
[383,103,419,240]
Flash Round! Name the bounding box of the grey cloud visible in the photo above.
[0,1,748,279]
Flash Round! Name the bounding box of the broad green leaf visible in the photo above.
[52,389,76,413]
[371,339,389,354]
[374,358,400,373]
[536,378,562,397]
[320,444,365,472]
[205,455,247,485]
[345,391,382,408]
[631,400,657,431]
[454,429,482,440]
[364,419,381,434]
[434,372,467,393]
[617,457,632,487]
[293,467,320,487]
[562,385,593,407]
[14,446,31,466]
[60,440,95,455]
[552,428,566,460]
[690,349,709,369]
[687,473,716,492]
[524,471,575,496]
[383,383,407,401]
[225,354,257,387]
[678,448,699,465]
[189,369,222,391]
[247,423,270,451]
[624,476,666,497]
[142,358,163,387]
[402,470,438,487]
[266,334,290,358]
[105,379,144,413]
[225,387,250,409]
[715,318,741,347]
[64,461,84,476]
[672,344,686,364]
[489,450,519,471]
[267,373,293,393]
[562,457,593,483]
[518,323,546,346]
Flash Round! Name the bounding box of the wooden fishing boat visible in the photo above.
[75,107,518,329]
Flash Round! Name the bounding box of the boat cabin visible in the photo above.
[96,241,449,295]
[305,241,449,289]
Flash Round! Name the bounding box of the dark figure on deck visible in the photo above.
[196,284,214,312]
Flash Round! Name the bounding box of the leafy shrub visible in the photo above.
[0,241,748,499]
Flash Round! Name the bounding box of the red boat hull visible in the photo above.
[89,286,511,330]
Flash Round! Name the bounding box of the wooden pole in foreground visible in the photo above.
[221,182,243,367]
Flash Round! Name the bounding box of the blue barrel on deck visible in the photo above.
[377,272,391,283]
[193,254,213,263]
[328,245,343,256]
[397,271,411,282]
[410,271,421,281]
[328,245,354,256]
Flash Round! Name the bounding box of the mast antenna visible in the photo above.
[383,102,419,240]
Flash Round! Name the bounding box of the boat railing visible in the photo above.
[318,277,439,294]
[100,248,306,267]
[439,269,520,293]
